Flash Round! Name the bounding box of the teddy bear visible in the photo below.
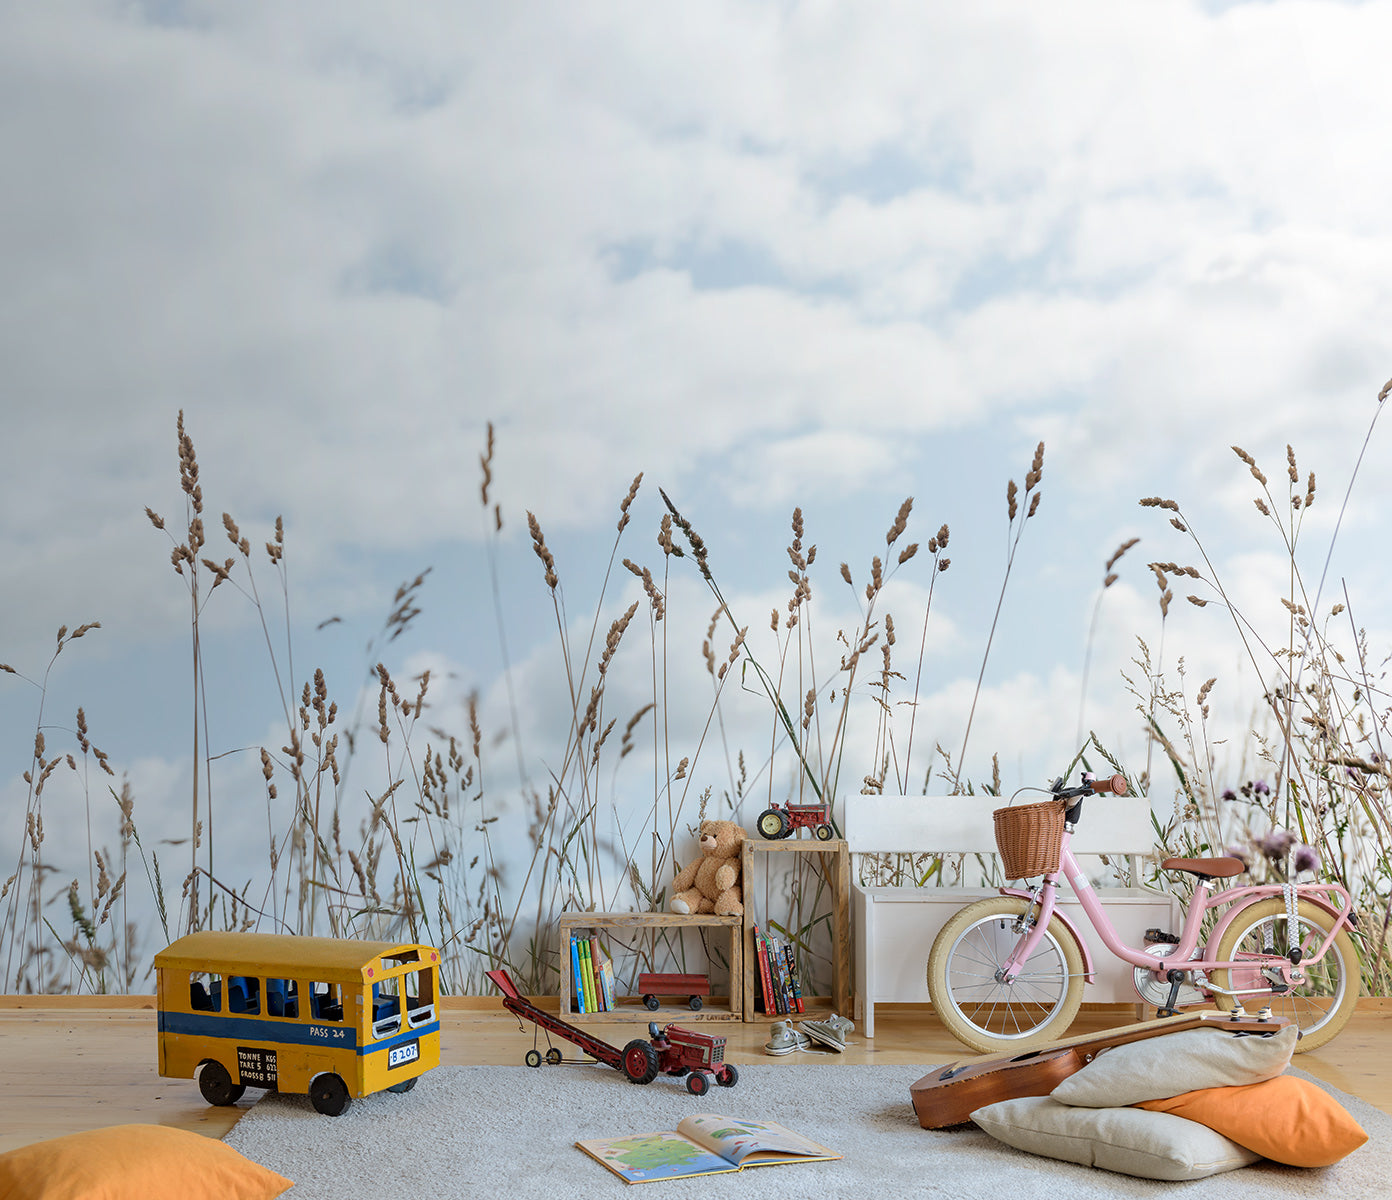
[669,819,745,917]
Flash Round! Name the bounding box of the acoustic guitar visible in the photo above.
[910,1009,1290,1129]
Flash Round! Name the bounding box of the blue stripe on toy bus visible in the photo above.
[158,1010,438,1055]
[159,1010,360,1048]
[357,1020,440,1057]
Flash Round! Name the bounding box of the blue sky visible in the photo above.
[2,0,1390,962]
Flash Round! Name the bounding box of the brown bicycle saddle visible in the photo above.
[1161,856,1247,879]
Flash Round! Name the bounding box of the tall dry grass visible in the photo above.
[4,385,1392,996]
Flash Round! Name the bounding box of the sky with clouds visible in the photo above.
[2,0,1390,964]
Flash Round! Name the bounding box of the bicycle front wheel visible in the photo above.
[927,895,1085,1053]
[1209,898,1359,1052]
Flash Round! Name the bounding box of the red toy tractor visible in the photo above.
[626,1022,738,1096]
[756,801,833,841]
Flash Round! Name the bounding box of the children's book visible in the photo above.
[577,1114,840,1184]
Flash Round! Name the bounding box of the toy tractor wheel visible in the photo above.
[757,809,787,840]
[686,1071,711,1096]
[643,994,660,1010]
[815,823,833,841]
[688,995,703,1011]
[387,1076,418,1094]
[622,1040,661,1084]
[196,1060,246,1107]
[545,1047,563,1065]
[525,1049,542,1068]
[716,1064,739,1088]
[309,1072,352,1117]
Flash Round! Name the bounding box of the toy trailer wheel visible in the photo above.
[756,809,787,840]
[686,1071,711,1096]
[525,1049,543,1068]
[309,1072,351,1117]
[716,1064,739,1088]
[545,1047,563,1065]
[622,1040,661,1084]
[815,823,833,841]
[687,995,703,1011]
[197,1060,246,1107]
[643,994,660,1010]
[386,1076,418,1094]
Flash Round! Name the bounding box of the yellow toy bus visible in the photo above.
[154,931,442,1116]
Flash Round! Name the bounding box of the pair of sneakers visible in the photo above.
[763,1013,854,1055]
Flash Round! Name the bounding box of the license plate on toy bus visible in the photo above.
[388,1039,420,1070]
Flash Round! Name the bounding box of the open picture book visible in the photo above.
[576,1113,841,1184]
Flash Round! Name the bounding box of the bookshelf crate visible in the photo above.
[740,838,851,1023]
[557,911,744,1022]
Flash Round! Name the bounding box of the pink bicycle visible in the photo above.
[927,772,1361,1053]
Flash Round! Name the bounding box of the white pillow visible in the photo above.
[1051,1024,1297,1108]
[971,1096,1262,1181]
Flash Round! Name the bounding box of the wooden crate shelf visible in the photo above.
[557,911,743,1021]
[741,838,851,1023]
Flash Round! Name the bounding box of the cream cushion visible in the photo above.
[971,1096,1262,1181]
[1051,1024,1297,1108]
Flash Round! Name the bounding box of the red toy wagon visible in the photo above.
[638,972,710,1012]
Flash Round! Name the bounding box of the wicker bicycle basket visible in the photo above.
[992,798,1067,879]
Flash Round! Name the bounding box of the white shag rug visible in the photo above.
[224,1062,1390,1199]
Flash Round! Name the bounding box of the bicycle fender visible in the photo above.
[1206,890,1355,954]
[996,887,1096,983]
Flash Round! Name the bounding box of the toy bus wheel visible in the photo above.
[643,994,660,1010]
[525,1049,543,1068]
[686,1071,711,1096]
[386,1076,418,1094]
[716,1064,739,1088]
[757,809,787,840]
[196,1060,245,1107]
[622,1040,661,1084]
[815,823,833,841]
[309,1072,351,1117]
[545,1047,563,1065]
[688,995,703,1011]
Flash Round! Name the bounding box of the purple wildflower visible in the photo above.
[1224,843,1251,864]
[1253,780,1270,795]
[1260,828,1297,860]
[1292,844,1320,875]
[1221,789,1238,802]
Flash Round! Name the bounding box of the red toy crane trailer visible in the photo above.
[486,968,738,1095]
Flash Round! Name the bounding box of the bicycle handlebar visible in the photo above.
[1049,772,1129,800]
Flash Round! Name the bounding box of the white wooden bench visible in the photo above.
[847,793,1181,1037]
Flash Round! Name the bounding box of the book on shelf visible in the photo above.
[577,1113,840,1184]
[766,932,788,1014]
[579,937,598,1012]
[593,941,616,1011]
[782,942,804,1013]
[753,925,775,1015]
[570,936,586,1013]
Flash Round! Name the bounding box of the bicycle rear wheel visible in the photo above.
[1209,898,1359,1052]
[927,895,1085,1053]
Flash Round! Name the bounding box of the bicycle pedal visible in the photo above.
[1144,928,1181,945]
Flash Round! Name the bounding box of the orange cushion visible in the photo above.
[1135,1074,1368,1167]
[0,1124,292,1200]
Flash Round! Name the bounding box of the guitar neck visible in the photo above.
[953,1010,1288,1069]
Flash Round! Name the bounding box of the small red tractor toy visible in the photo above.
[756,801,834,841]
[487,968,738,1095]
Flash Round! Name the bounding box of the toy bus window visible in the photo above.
[227,975,261,1015]
[310,981,343,1022]
[404,967,435,1027]
[189,971,222,1012]
[266,977,299,1018]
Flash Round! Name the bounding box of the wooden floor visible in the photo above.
[3,996,1391,1153]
